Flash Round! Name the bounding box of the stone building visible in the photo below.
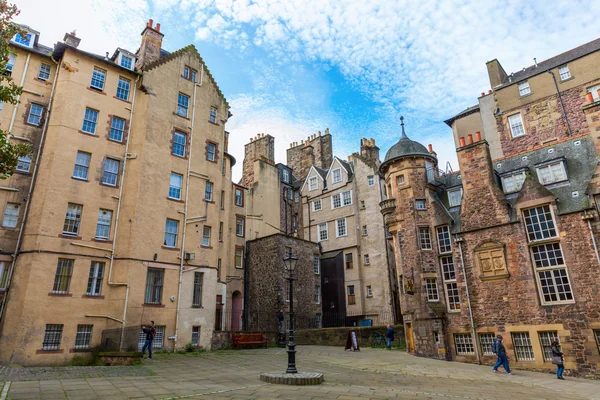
[382,37,600,377]
[0,21,245,365]
[286,130,333,180]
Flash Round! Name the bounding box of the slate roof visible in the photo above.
[10,40,53,58]
[381,118,436,171]
[52,42,141,76]
[444,104,480,127]
[313,166,328,181]
[496,37,600,89]
[338,159,354,181]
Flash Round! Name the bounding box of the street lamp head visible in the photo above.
[283,255,298,272]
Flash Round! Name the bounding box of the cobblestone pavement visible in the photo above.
[1,346,599,400]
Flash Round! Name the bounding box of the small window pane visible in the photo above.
[164,219,179,248]
[16,154,31,172]
[518,81,531,96]
[177,93,189,117]
[38,63,51,80]
[558,66,570,81]
[169,173,183,200]
[95,209,112,240]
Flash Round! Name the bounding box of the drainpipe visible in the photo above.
[547,71,572,136]
[455,235,481,364]
[583,211,600,266]
[8,54,31,133]
[110,76,139,350]
[174,70,200,351]
[0,54,51,323]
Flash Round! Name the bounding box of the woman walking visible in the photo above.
[551,340,565,380]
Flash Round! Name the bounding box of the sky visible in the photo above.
[15,0,600,181]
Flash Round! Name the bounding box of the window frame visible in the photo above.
[120,54,133,70]
[418,227,432,250]
[538,331,560,362]
[102,158,120,186]
[52,258,74,294]
[192,272,203,307]
[415,199,426,210]
[367,175,374,186]
[204,182,213,202]
[235,187,244,207]
[74,324,93,350]
[42,324,64,351]
[501,171,526,194]
[478,333,496,356]
[235,246,244,269]
[347,285,356,305]
[90,67,106,91]
[313,255,320,274]
[172,131,187,157]
[95,209,112,240]
[164,219,179,248]
[535,161,567,185]
[314,285,321,304]
[202,226,211,247]
[336,217,347,237]
[425,278,439,302]
[206,142,217,162]
[2,203,20,228]
[517,81,531,96]
[236,216,245,237]
[73,151,91,181]
[144,268,164,305]
[177,93,190,118]
[38,62,51,81]
[332,168,342,184]
[364,254,370,265]
[511,332,535,361]
[318,222,328,241]
[508,113,526,138]
[331,193,342,209]
[441,255,461,312]
[191,326,200,346]
[558,65,571,81]
[308,176,318,191]
[116,77,130,101]
[27,103,43,126]
[454,333,474,355]
[345,253,353,269]
[366,285,372,298]
[86,261,104,296]
[209,107,217,124]
[436,225,452,253]
[169,172,183,200]
[82,107,99,134]
[342,190,352,206]
[312,199,322,212]
[448,188,463,207]
[63,203,82,236]
[16,154,31,173]
[109,116,126,142]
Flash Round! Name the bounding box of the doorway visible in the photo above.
[406,323,414,353]
[231,291,242,331]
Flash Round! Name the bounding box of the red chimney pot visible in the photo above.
[459,137,466,147]
[475,131,482,141]
[156,23,161,32]
[467,134,473,144]
[428,144,433,152]
[481,92,485,97]
[488,90,492,94]
[148,19,154,28]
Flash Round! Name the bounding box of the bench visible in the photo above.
[232,333,268,349]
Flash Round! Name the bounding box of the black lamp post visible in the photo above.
[283,254,298,374]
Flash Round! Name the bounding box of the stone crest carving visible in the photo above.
[474,241,509,281]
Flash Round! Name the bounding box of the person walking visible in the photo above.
[492,334,512,375]
[385,324,395,349]
[141,320,156,360]
[551,340,565,380]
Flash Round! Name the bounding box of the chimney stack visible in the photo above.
[136,19,164,71]
[63,31,81,48]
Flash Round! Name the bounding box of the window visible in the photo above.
[536,161,567,185]
[360,200,365,209]
[318,222,328,241]
[345,253,353,269]
[236,216,244,237]
[448,188,462,207]
[332,194,341,209]
[217,259,222,280]
[342,190,352,206]
[202,226,211,247]
[531,243,573,303]
[313,255,320,274]
[138,326,165,349]
[539,331,560,362]
[309,176,318,191]
[177,93,190,117]
[191,326,200,346]
[2,203,19,228]
[218,221,223,242]
[95,209,112,240]
[418,227,432,250]
[207,142,216,161]
[192,272,203,307]
[168,172,183,200]
[14,32,32,46]
[221,190,225,210]
[144,268,164,304]
[222,159,226,175]
[71,151,91,180]
[332,168,342,184]
[86,261,104,296]
[518,81,531,96]
[315,285,321,304]
[235,188,243,206]
[38,63,51,80]
[42,324,63,350]
[366,285,372,297]
[108,116,126,142]
[27,104,43,126]
[52,258,73,294]
[0,262,6,289]
[454,333,474,355]
[523,205,557,241]
[434,331,440,344]
[120,55,132,69]
[282,169,290,183]
[364,254,370,265]
[367,175,374,186]
[173,131,187,157]
[74,325,93,349]
[292,214,298,232]
[508,114,525,138]
[116,77,130,101]
[63,204,82,236]
[82,108,99,134]
[437,226,451,253]
[90,67,106,91]
[235,247,244,269]
[204,182,213,201]
[501,172,526,193]
[312,199,322,211]
[183,66,191,79]
[478,333,496,356]
[441,256,461,311]
[347,285,355,305]
[209,107,217,123]
[16,154,31,173]
[511,332,535,361]
[415,199,426,210]
[286,187,293,200]
[164,219,179,248]
[425,278,439,302]
[102,158,119,186]
[588,84,600,101]
[336,218,347,237]
[396,175,405,185]
[295,191,299,202]
[558,65,571,81]
[595,330,600,355]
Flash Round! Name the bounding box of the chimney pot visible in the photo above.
[488,89,492,94]
[467,134,473,144]
[481,92,485,97]
[475,131,482,141]
[156,23,161,32]
[148,18,153,28]
[428,144,433,152]
[459,137,466,147]
[586,92,594,104]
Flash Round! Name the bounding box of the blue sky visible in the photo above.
[16,0,600,181]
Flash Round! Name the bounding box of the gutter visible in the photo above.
[547,71,572,136]
[8,54,31,133]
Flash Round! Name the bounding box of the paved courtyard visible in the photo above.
[1,345,599,400]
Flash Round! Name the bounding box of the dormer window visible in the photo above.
[501,171,526,194]
[120,55,132,69]
[309,176,318,191]
[282,169,290,183]
[536,161,567,185]
[448,188,463,207]
[518,81,531,97]
[332,168,342,184]
[14,33,33,47]
[4,55,15,77]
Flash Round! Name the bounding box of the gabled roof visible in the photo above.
[143,44,229,109]
[444,104,480,127]
[300,165,327,192]
[52,42,141,76]
[325,156,353,182]
[496,37,600,90]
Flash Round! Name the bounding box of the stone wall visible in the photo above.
[295,325,405,347]
[286,132,333,179]
[242,134,275,187]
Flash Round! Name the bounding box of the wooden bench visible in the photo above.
[232,333,268,349]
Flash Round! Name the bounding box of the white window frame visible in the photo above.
[501,172,526,194]
[309,176,318,191]
[558,65,571,81]
[508,113,526,138]
[332,168,342,184]
[6,54,15,76]
[235,247,244,269]
[425,278,439,302]
[86,262,104,296]
[282,169,290,183]
[518,81,531,96]
[315,285,321,304]
[539,331,560,362]
[511,332,535,361]
[27,104,43,126]
[454,333,474,355]
[110,116,125,142]
[63,204,82,236]
[0,261,6,289]
[366,285,372,297]
[479,333,496,356]
[16,154,31,173]
[207,143,216,161]
[116,77,130,101]
[177,93,190,118]
[205,182,213,201]
[336,217,347,237]
[235,188,244,206]
[342,190,352,206]
[441,256,461,312]
[209,107,217,124]
[2,203,19,228]
[38,63,51,81]
[312,199,322,212]
[536,161,567,185]
[318,222,328,241]
[90,67,106,91]
[202,226,211,247]
[169,172,183,200]
[531,242,574,305]
[418,227,432,250]
[448,188,463,207]
[14,32,33,47]
[236,217,244,237]
[331,193,341,209]
[415,199,426,210]
[82,108,99,134]
[164,219,179,248]
[119,54,133,70]
[173,131,186,157]
[523,205,558,242]
[313,255,320,274]
[95,209,112,240]
[589,84,600,101]
[102,158,120,186]
[367,175,374,186]
[73,151,91,180]
[437,225,452,253]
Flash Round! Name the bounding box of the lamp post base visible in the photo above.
[260,372,324,386]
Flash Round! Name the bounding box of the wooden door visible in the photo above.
[406,323,414,353]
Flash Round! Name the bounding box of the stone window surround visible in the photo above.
[205,140,219,163]
[171,128,190,159]
[507,113,526,139]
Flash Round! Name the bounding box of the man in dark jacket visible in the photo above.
[385,324,395,349]
[492,334,512,374]
[141,321,156,360]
